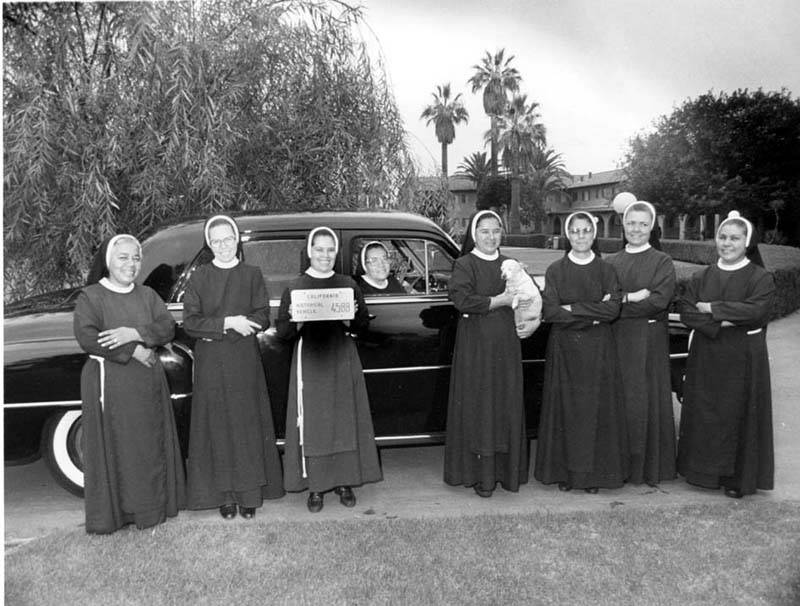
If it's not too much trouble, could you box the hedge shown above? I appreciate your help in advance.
[502,233,550,248]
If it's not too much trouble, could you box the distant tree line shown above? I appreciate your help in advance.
[624,89,800,245]
[3,0,420,300]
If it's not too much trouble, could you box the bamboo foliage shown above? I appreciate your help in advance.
[3,0,416,300]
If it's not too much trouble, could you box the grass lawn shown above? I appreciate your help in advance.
[6,501,800,605]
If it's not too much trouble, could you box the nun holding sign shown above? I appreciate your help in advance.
[276,226,382,513]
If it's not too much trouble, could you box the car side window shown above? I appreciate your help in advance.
[140,229,205,301]
[242,238,307,299]
[174,237,307,303]
[352,237,453,295]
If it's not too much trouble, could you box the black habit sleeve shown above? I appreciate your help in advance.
[73,291,137,364]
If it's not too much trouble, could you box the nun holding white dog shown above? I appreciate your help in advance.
[444,210,531,498]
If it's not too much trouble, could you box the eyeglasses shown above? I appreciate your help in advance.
[365,256,389,265]
[209,236,236,248]
[568,228,593,236]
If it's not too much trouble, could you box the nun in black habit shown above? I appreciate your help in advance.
[276,227,382,513]
[677,211,775,498]
[183,215,284,519]
[74,234,185,534]
[444,210,531,498]
[534,211,629,492]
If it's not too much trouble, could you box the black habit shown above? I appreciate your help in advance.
[276,273,382,493]
[607,247,677,485]
[74,284,186,534]
[677,261,775,495]
[444,253,528,492]
[183,262,284,509]
[534,254,629,489]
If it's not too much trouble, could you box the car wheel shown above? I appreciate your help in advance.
[42,410,85,497]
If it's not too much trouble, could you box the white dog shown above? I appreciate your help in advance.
[500,258,542,338]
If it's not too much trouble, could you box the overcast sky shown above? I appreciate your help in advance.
[356,0,800,176]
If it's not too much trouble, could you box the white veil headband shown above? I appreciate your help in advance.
[360,240,389,271]
[470,210,503,242]
[204,214,240,247]
[623,201,657,227]
[307,226,339,257]
[105,234,141,268]
[717,210,753,247]
[564,211,598,239]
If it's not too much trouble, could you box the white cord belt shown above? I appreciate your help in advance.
[89,355,106,412]
[688,326,762,351]
[296,337,307,478]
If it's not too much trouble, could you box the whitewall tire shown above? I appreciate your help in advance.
[42,410,85,497]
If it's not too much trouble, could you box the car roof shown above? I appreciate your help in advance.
[140,211,449,241]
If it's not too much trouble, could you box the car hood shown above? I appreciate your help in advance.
[4,309,78,346]
[5,288,81,317]
[4,288,81,346]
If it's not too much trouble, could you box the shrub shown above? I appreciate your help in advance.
[596,238,624,254]
[661,239,718,265]
[502,233,549,248]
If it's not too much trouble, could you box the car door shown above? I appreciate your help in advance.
[343,231,461,443]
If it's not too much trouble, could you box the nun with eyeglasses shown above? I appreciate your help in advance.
[74,234,185,534]
[676,211,775,499]
[356,241,406,295]
[183,214,284,520]
[534,211,629,494]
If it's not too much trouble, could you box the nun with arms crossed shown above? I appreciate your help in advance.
[74,234,185,534]
[607,201,676,486]
[677,211,775,499]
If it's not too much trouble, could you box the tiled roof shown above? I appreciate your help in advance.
[417,169,625,193]
[565,169,626,189]
[417,176,477,191]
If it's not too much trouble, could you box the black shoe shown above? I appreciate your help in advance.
[724,488,743,499]
[239,506,256,519]
[307,492,324,513]
[334,486,357,507]
[558,482,572,492]
[584,487,599,494]
[473,485,493,498]
[219,503,237,520]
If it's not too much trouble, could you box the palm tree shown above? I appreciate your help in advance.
[495,94,546,233]
[523,148,569,230]
[456,151,491,189]
[420,83,469,178]
[467,49,521,177]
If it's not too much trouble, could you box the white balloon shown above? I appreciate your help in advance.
[612,191,637,214]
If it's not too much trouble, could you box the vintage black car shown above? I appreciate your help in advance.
[4,211,690,496]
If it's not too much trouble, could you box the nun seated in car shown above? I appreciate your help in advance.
[355,241,409,296]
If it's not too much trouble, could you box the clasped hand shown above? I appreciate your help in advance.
[98,326,141,350]
[626,288,651,303]
[224,315,262,336]
[131,344,157,368]
[695,301,712,314]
